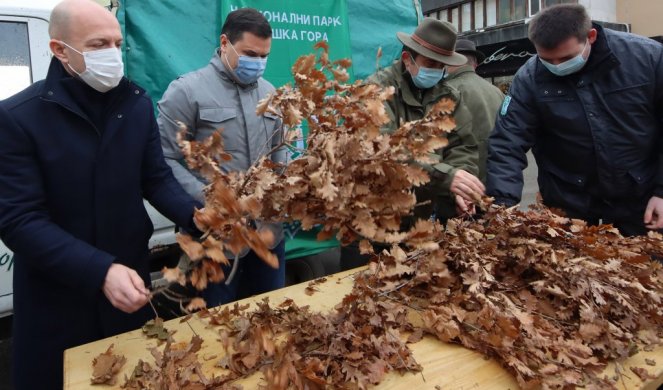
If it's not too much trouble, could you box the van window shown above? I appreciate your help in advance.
[0,21,32,99]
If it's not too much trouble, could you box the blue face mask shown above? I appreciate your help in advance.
[409,59,446,89]
[226,42,267,85]
[540,40,590,77]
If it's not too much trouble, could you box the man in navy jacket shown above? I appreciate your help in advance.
[0,1,200,388]
[487,4,663,236]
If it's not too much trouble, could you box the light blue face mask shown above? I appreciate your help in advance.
[540,40,590,77]
[409,58,446,89]
[226,42,268,85]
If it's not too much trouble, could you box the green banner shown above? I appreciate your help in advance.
[221,1,353,88]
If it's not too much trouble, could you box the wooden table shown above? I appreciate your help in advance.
[64,269,663,389]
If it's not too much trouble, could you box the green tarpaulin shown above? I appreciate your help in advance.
[117,0,421,259]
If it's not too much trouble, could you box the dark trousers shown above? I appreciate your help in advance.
[203,240,286,307]
[285,247,340,285]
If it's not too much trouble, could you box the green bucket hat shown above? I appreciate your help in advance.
[397,18,467,66]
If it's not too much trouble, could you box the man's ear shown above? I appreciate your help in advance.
[220,34,229,51]
[588,28,598,45]
[402,51,417,74]
[49,39,68,63]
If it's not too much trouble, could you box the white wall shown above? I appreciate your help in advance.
[618,0,663,37]
[580,0,617,22]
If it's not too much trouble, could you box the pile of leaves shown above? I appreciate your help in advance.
[116,205,663,389]
[211,297,420,388]
[120,335,244,390]
[170,41,458,291]
[115,296,420,389]
[364,205,663,389]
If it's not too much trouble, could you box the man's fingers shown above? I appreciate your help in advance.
[455,182,480,201]
[455,195,468,211]
[129,269,150,295]
[467,204,476,215]
[451,171,485,200]
[124,275,149,311]
[643,196,663,230]
[103,264,149,313]
[117,288,146,313]
[465,174,486,194]
[645,215,663,230]
[108,290,132,313]
[644,203,654,224]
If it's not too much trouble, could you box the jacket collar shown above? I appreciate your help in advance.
[210,49,259,91]
[38,57,146,150]
[38,57,141,116]
[446,64,475,80]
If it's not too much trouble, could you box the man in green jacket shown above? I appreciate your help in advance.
[367,19,484,221]
[441,39,505,220]
[446,39,505,182]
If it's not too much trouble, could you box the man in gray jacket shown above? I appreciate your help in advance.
[158,8,285,307]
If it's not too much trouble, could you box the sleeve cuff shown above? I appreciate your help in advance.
[652,186,663,199]
[492,197,518,207]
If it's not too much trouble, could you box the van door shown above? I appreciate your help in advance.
[0,13,51,317]
[0,15,51,98]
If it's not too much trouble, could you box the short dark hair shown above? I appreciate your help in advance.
[528,4,591,49]
[221,8,272,44]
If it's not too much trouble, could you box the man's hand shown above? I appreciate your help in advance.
[102,263,150,313]
[450,169,485,202]
[455,194,476,216]
[644,196,663,230]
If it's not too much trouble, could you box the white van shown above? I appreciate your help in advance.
[0,0,178,318]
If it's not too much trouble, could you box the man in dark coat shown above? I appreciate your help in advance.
[0,1,200,388]
[487,4,663,236]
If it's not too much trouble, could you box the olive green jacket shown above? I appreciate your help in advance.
[444,65,505,183]
[367,60,479,221]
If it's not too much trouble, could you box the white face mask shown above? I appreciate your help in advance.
[61,41,124,92]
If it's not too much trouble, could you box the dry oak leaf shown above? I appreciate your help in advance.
[359,239,375,255]
[161,266,186,286]
[403,165,430,187]
[203,236,229,266]
[185,297,207,313]
[176,233,205,261]
[630,366,656,381]
[305,277,328,296]
[142,317,171,341]
[431,97,456,115]
[91,344,126,385]
[407,328,424,344]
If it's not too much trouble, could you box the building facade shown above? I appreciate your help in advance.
[617,0,663,41]
[422,0,629,90]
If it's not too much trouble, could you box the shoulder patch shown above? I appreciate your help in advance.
[500,95,512,116]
